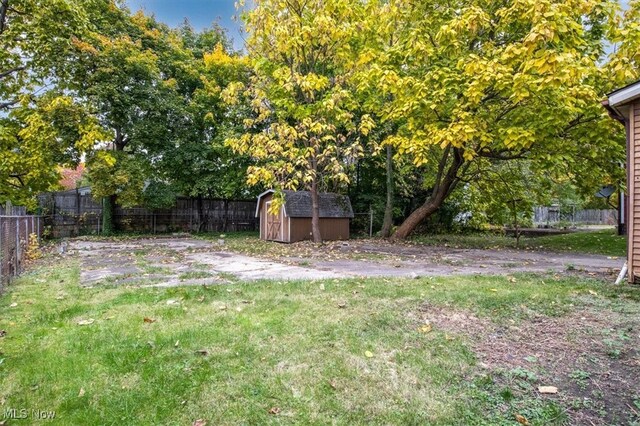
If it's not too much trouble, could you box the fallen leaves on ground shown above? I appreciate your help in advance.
[143,317,156,323]
[268,407,281,415]
[515,413,530,425]
[195,349,209,356]
[364,351,374,358]
[419,323,432,333]
[77,319,95,326]
[538,386,558,394]
[78,388,85,397]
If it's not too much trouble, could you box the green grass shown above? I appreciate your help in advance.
[412,228,627,257]
[177,271,214,281]
[1,256,639,424]
[198,231,285,257]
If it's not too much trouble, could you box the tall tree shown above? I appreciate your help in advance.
[162,27,255,230]
[0,0,100,207]
[227,0,373,242]
[359,0,626,239]
[67,4,187,232]
[151,22,255,229]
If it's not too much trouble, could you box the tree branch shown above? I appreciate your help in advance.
[0,0,8,36]
[433,144,451,193]
[0,65,26,80]
[9,173,25,187]
[0,98,19,110]
[478,150,528,160]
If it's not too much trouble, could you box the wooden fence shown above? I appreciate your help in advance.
[0,203,42,289]
[533,206,617,226]
[38,189,258,238]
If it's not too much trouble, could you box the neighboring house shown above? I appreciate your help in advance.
[604,80,640,283]
[255,190,354,243]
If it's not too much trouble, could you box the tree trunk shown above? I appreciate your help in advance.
[102,130,128,235]
[381,144,394,238]
[392,198,442,240]
[392,147,465,240]
[511,200,520,248]
[102,195,115,235]
[222,199,229,232]
[310,178,322,243]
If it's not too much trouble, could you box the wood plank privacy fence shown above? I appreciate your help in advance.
[0,203,42,289]
[533,206,617,226]
[38,189,258,238]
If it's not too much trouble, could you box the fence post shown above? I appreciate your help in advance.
[369,206,373,238]
[15,218,20,275]
[0,217,3,286]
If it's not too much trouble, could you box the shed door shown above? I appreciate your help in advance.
[265,201,283,241]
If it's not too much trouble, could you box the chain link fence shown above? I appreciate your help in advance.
[0,204,42,291]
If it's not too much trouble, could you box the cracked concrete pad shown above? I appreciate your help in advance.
[185,252,342,281]
[70,237,341,287]
[67,236,624,288]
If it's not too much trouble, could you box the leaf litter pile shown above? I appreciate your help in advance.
[416,301,640,425]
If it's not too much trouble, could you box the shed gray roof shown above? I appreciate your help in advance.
[256,190,354,219]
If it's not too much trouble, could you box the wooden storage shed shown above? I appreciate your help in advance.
[255,190,353,243]
[605,80,640,283]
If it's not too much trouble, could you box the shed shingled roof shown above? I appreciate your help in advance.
[256,190,354,218]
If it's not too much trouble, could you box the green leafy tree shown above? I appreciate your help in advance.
[227,0,373,242]
[0,95,107,207]
[357,0,626,239]
[160,27,256,230]
[0,0,89,110]
[0,0,100,207]
[67,4,187,232]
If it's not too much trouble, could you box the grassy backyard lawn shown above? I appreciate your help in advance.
[0,253,639,425]
[412,229,627,258]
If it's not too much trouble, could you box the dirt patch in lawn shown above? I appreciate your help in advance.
[416,302,640,425]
